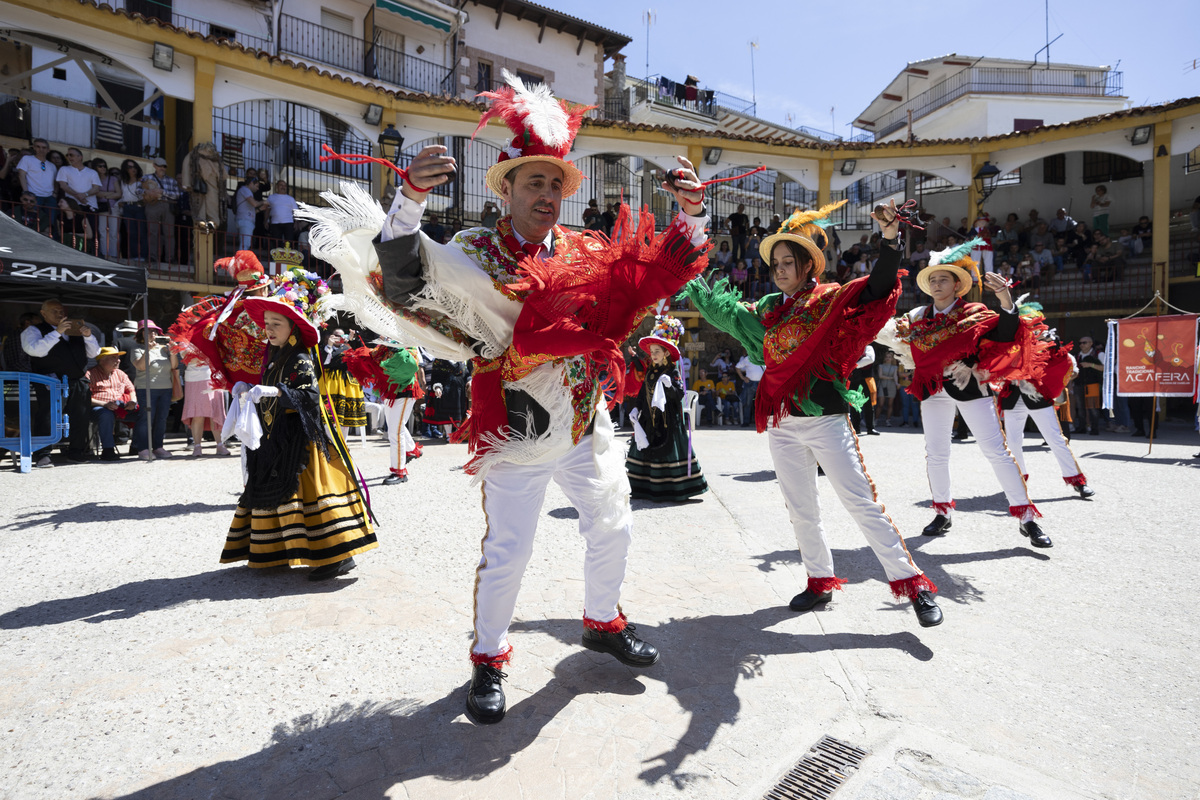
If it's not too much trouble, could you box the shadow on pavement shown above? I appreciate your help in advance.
[0,567,354,629]
[1081,451,1200,466]
[727,469,776,482]
[512,610,933,788]
[101,651,644,800]
[10,501,231,530]
[751,540,1049,607]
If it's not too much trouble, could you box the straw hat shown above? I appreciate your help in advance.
[915,238,984,298]
[97,346,125,358]
[475,70,594,199]
[638,315,685,363]
[243,267,332,348]
[759,200,848,273]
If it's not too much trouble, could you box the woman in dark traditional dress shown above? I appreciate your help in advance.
[625,315,707,502]
[220,269,377,580]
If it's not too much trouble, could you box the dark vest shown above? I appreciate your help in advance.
[29,322,89,381]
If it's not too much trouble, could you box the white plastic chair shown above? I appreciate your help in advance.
[682,390,699,435]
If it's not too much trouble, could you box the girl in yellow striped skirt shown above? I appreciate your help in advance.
[221,269,376,580]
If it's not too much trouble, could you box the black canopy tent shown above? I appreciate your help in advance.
[0,212,147,311]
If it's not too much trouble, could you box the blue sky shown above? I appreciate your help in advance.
[543,0,1199,136]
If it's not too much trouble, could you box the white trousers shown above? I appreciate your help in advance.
[383,398,416,471]
[767,414,922,583]
[364,401,385,432]
[1002,397,1083,481]
[473,434,632,659]
[921,391,1034,513]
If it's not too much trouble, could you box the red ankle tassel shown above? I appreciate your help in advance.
[889,574,938,600]
[932,500,956,515]
[470,645,513,667]
[1022,474,1029,482]
[583,612,628,633]
[1008,503,1042,520]
[807,576,848,595]
[1063,473,1088,487]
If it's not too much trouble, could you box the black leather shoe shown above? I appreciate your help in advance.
[383,471,407,485]
[308,557,356,581]
[581,622,660,667]
[100,448,120,462]
[911,590,943,627]
[789,589,832,612]
[922,514,952,536]
[1020,521,1053,548]
[465,663,506,724]
[1075,484,1095,499]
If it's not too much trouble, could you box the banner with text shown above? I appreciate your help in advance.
[1114,314,1199,397]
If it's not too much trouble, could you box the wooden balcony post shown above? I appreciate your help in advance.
[1151,120,1172,311]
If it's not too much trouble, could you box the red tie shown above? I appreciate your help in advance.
[522,242,547,260]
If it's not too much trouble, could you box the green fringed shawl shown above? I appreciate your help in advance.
[678,276,767,367]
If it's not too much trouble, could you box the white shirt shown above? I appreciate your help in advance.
[17,155,57,196]
[736,355,764,382]
[266,193,299,225]
[56,165,102,210]
[20,326,101,361]
[235,185,257,223]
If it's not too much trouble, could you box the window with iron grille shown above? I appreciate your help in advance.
[1043,153,1066,185]
[1082,151,1144,183]
[476,60,493,94]
[1184,146,1200,175]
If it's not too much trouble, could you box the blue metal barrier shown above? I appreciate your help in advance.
[0,372,69,473]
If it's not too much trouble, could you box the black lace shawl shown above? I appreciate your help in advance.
[238,346,329,510]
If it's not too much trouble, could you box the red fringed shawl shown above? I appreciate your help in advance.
[454,204,709,471]
[168,292,266,390]
[904,303,1054,401]
[755,276,902,431]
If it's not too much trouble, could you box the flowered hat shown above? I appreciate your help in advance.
[639,315,685,362]
[917,238,984,298]
[243,267,331,347]
[474,70,595,199]
[759,200,847,273]
[216,250,270,290]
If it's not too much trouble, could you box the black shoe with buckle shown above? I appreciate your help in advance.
[466,663,507,724]
[308,557,357,581]
[922,514,952,536]
[1075,484,1095,499]
[911,590,943,627]
[789,589,832,612]
[581,621,660,667]
[1020,521,1053,548]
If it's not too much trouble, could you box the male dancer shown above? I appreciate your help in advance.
[999,300,1095,499]
[308,72,710,723]
[885,240,1055,548]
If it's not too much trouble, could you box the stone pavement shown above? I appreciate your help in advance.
[1,420,1198,800]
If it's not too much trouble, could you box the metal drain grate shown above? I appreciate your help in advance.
[763,735,870,800]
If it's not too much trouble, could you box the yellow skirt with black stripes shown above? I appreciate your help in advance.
[221,442,377,568]
[319,371,367,427]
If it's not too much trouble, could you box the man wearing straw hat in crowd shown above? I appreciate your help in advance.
[86,346,141,462]
[880,239,1057,548]
[307,70,712,724]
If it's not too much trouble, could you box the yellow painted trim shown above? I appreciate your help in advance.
[818,160,832,207]
[1151,121,1172,308]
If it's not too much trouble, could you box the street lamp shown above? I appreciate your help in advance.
[377,124,405,186]
[973,161,1002,203]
